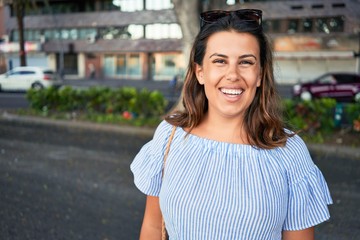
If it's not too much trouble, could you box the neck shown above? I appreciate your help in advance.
[194,113,248,144]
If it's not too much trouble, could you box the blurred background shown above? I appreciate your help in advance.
[0,0,359,83]
[0,1,359,240]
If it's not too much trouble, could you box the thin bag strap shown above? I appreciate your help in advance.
[162,125,177,177]
[161,125,176,240]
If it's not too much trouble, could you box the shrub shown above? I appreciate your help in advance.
[26,86,167,126]
[283,98,337,143]
[345,103,360,132]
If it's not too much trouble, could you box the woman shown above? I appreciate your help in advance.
[131,9,332,240]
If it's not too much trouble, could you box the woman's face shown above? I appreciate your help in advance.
[195,31,261,121]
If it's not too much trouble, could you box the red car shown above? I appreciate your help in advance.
[292,72,360,102]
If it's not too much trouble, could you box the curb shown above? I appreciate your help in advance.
[1,111,359,160]
[0,111,156,137]
[307,143,360,161]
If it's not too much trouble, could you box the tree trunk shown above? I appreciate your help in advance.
[170,0,228,112]
[172,0,201,73]
[14,0,27,66]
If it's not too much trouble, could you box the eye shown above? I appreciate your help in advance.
[212,58,227,64]
[239,59,255,66]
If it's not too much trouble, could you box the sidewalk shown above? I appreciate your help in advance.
[1,110,359,160]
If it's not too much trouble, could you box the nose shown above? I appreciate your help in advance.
[225,63,239,82]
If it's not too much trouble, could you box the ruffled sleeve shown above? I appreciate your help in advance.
[281,134,333,231]
[130,120,173,196]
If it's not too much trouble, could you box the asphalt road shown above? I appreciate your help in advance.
[0,116,359,240]
[0,118,152,240]
[0,79,294,110]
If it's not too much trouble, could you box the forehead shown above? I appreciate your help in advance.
[205,31,260,56]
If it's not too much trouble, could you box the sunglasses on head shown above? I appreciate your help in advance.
[200,9,262,29]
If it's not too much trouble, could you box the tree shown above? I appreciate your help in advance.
[171,0,201,69]
[12,0,28,66]
[170,0,228,110]
[171,0,228,71]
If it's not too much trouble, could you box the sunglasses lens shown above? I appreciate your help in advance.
[200,9,262,28]
[201,11,228,22]
[235,10,262,25]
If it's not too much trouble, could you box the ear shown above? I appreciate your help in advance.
[195,63,204,85]
[256,76,261,87]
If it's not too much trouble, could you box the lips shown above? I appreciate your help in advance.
[220,88,244,96]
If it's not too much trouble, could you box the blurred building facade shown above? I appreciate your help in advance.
[0,0,359,84]
[232,0,360,83]
[0,0,183,81]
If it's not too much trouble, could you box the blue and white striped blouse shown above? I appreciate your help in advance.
[131,120,332,240]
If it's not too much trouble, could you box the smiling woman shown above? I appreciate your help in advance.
[194,31,261,131]
[131,8,332,240]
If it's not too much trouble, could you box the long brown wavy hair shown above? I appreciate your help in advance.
[165,13,293,149]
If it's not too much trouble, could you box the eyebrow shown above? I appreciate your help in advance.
[209,53,257,60]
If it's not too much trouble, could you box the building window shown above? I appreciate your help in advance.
[100,0,121,11]
[128,54,141,76]
[104,53,142,78]
[153,53,183,80]
[302,18,313,33]
[11,30,41,42]
[287,19,299,34]
[146,0,173,10]
[263,19,281,33]
[316,18,330,33]
[328,17,344,32]
[128,25,144,39]
[312,4,324,9]
[116,55,127,75]
[112,0,173,11]
[112,0,143,11]
[78,28,97,40]
[146,24,182,39]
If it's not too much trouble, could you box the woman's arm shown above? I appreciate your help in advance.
[282,227,314,240]
[139,196,163,240]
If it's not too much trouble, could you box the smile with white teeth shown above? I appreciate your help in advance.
[220,88,243,95]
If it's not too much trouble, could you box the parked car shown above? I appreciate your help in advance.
[292,72,360,102]
[0,66,62,92]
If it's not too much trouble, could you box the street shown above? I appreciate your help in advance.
[0,118,152,240]
[0,116,359,239]
[0,79,294,110]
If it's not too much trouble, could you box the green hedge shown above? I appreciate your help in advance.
[25,87,360,137]
[283,98,360,143]
[26,86,168,126]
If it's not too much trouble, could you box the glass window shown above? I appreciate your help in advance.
[146,0,173,10]
[104,55,116,76]
[21,71,36,75]
[61,29,70,39]
[146,24,182,39]
[329,17,344,32]
[116,55,127,75]
[263,19,281,33]
[302,18,313,33]
[316,18,330,33]
[153,53,182,80]
[11,30,19,42]
[128,54,141,76]
[111,0,142,11]
[319,75,336,84]
[128,25,144,39]
[79,28,97,40]
[44,29,61,40]
[169,24,183,39]
[287,19,299,34]
[99,26,130,40]
[9,70,21,76]
[69,29,78,40]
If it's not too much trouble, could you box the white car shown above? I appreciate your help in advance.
[0,66,62,91]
